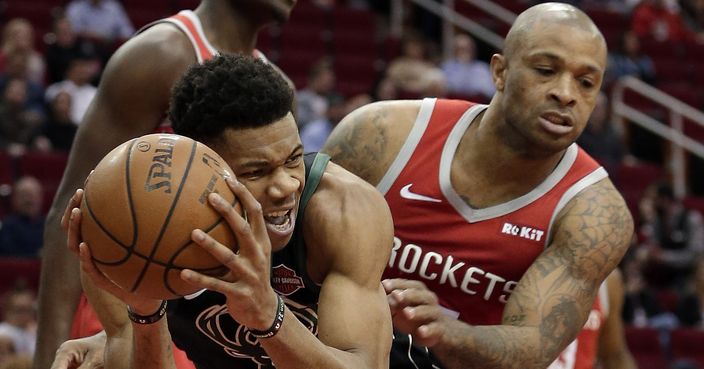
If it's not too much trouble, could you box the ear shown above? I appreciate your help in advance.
[490,53,507,92]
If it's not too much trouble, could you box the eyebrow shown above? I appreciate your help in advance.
[528,51,602,74]
[238,144,304,168]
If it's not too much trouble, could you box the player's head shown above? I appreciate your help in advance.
[227,0,296,24]
[170,54,302,250]
[490,2,607,156]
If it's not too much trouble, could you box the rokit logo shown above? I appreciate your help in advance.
[500,222,545,242]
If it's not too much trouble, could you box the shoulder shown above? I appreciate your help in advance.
[550,178,634,276]
[302,161,394,283]
[97,23,194,100]
[321,100,422,185]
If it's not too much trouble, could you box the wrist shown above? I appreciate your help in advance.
[248,294,285,339]
[127,300,167,325]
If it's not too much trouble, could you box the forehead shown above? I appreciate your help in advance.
[519,21,606,71]
[215,114,301,166]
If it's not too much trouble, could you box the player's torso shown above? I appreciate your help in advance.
[380,98,608,325]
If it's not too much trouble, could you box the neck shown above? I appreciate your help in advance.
[195,1,264,55]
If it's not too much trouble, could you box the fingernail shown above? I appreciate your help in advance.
[193,230,205,242]
[209,193,224,206]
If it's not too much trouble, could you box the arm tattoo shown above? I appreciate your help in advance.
[321,106,390,184]
[432,180,633,369]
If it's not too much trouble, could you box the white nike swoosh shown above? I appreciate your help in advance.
[400,184,442,203]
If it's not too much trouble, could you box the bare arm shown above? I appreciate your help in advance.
[33,25,194,369]
[597,269,637,369]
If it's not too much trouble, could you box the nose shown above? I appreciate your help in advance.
[549,74,577,107]
[266,167,300,200]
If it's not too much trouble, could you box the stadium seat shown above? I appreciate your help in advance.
[0,257,42,296]
[624,326,670,369]
[670,328,704,367]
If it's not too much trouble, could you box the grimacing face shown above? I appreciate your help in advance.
[495,21,607,156]
[213,113,305,251]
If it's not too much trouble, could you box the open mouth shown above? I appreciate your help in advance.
[539,113,573,135]
[264,208,295,236]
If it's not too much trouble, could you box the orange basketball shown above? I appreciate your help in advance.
[80,133,239,300]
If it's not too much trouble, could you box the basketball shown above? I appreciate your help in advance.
[80,133,239,300]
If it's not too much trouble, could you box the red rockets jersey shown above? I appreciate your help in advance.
[380,98,607,325]
[549,282,608,369]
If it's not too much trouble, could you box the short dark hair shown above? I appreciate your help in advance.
[169,54,293,143]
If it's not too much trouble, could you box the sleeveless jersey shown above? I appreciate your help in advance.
[549,282,609,369]
[379,98,607,368]
[139,10,268,132]
[167,153,329,369]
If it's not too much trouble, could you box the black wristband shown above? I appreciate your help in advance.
[127,301,168,325]
[249,294,285,339]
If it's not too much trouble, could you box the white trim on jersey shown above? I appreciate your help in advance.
[599,278,609,319]
[544,167,608,246]
[178,10,219,57]
[377,98,437,195]
[158,15,206,63]
[440,111,580,223]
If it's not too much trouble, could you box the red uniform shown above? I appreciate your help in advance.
[549,282,608,369]
[382,98,607,368]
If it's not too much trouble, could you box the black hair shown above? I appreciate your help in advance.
[169,54,293,143]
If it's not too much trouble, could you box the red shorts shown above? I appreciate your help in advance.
[71,293,196,369]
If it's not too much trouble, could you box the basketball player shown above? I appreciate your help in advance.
[62,54,394,369]
[549,269,636,369]
[321,3,634,368]
[35,2,296,369]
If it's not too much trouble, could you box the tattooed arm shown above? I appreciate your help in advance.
[321,100,420,186]
[391,179,632,369]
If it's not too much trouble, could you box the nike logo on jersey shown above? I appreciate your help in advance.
[400,184,442,203]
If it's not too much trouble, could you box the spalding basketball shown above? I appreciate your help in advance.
[80,133,239,300]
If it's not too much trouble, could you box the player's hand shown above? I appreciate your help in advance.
[62,189,84,255]
[50,332,106,369]
[383,278,452,348]
[181,177,279,331]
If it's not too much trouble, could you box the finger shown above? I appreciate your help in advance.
[180,268,235,296]
[226,178,269,244]
[400,305,445,324]
[382,278,428,292]
[67,208,82,255]
[191,229,241,274]
[61,189,83,229]
[78,243,119,294]
[208,190,256,252]
[388,285,439,307]
[413,322,445,348]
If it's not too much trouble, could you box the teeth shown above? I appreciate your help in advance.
[266,210,288,217]
[545,115,566,125]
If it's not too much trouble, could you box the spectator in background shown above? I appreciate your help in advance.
[66,0,134,43]
[631,0,698,42]
[440,33,495,101]
[680,0,704,36]
[301,93,372,152]
[0,355,32,369]
[606,30,656,86]
[0,50,46,118]
[621,256,675,327]
[33,92,78,152]
[296,58,342,129]
[640,182,704,288]
[370,76,398,101]
[0,335,15,368]
[44,55,98,125]
[0,289,37,356]
[0,177,44,258]
[0,19,45,86]
[577,92,626,182]
[675,256,704,327]
[44,15,100,84]
[385,33,446,97]
[0,79,44,155]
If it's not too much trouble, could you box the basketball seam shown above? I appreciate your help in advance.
[130,140,198,293]
[83,138,138,266]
